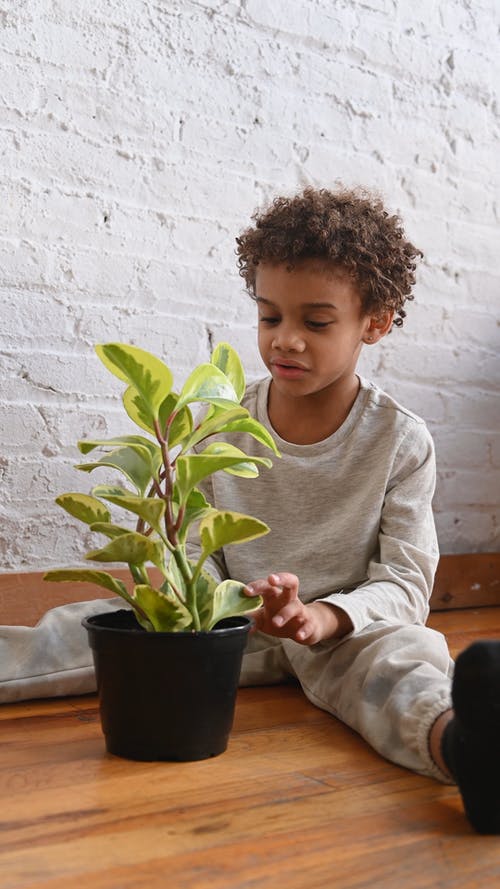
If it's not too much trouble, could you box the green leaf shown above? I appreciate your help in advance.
[55,493,111,526]
[206,579,263,630]
[92,485,166,535]
[122,387,193,446]
[202,441,272,478]
[189,565,218,629]
[176,363,240,412]
[162,548,189,602]
[222,462,260,478]
[173,488,214,543]
[43,568,131,602]
[210,342,246,401]
[86,532,166,572]
[168,402,194,449]
[89,522,132,539]
[76,446,154,496]
[175,443,271,503]
[122,385,158,435]
[175,454,249,504]
[199,510,269,561]
[43,568,156,627]
[133,584,192,632]
[221,417,281,456]
[96,343,173,420]
[178,406,248,453]
[77,435,158,458]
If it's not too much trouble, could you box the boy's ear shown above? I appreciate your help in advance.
[363,310,394,344]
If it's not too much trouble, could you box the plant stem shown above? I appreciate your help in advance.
[173,547,200,631]
[152,412,200,626]
[163,575,186,604]
[136,517,145,535]
[153,417,178,546]
[129,563,149,586]
[174,504,185,534]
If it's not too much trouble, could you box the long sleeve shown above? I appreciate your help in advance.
[317,425,439,632]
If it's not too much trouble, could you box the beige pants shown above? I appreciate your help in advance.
[240,620,454,783]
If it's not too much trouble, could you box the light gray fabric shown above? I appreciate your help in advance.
[0,597,124,702]
[241,623,453,782]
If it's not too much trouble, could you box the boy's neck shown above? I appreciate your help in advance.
[267,376,361,445]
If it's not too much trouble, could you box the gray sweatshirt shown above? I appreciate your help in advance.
[192,375,439,632]
[0,376,439,703]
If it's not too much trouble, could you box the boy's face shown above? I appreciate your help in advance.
[255,260,386,401]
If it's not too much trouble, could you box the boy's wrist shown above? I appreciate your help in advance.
[309,601,354,642]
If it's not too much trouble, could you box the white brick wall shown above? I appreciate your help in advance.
[1,0,499,569]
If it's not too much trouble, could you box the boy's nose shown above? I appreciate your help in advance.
[271,327,306,352]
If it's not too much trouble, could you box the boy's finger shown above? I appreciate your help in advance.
[295,625,314,643]
[244,580,268,597]
[268,573,282,587]
[272,602,305,627]
[245,581,284,602]
[268,572,299,592]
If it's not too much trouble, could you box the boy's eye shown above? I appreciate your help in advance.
[306,320,331,330]
[258,316,331,330]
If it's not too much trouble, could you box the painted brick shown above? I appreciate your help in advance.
[1,0,498,570]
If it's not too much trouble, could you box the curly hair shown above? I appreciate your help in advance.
[236,186,422,328]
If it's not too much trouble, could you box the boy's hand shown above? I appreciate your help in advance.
[244,572,353,645]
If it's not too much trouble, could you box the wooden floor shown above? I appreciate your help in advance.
[2,606,500,889]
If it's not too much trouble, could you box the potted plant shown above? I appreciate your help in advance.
[44,341,279,761]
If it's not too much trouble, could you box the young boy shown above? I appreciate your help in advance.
[1,186,498,834]
[190,186,500,835]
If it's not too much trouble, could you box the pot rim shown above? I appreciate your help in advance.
[82,609,252,638]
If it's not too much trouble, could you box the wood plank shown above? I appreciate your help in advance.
[427,605,500,658]
[1,609,500,888]
[0,568,161,627]
[1,554,499,625]
[431,552,500,611]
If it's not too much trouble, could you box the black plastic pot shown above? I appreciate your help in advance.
[82,609,251,762]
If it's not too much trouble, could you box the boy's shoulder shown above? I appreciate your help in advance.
[358,377,435,466]
[358,376,427,428]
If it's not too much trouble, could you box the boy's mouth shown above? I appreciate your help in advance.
[270,359,309,379]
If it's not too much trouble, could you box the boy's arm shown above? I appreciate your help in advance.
[0,597,124,704]
[316,424,439,633]
[245,424,438,644]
